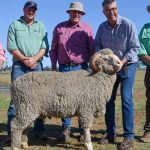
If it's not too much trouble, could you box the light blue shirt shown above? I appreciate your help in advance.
[95,16,140,63]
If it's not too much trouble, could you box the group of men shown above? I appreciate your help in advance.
[0,0,150,150]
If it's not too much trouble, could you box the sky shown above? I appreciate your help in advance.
[1,0,150,67]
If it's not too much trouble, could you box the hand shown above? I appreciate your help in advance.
[23,57,38,69]
[121,58,128,66]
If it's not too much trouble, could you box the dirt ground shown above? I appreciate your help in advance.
[0,117,106,150]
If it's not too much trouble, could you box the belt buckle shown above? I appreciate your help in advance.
[70,61,74,67]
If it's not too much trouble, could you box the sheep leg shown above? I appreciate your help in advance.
[21,128,28,149]
[11,117,33,150]
[11,118,24,150]
[83,128,93,150]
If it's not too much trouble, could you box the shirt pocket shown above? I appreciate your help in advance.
[59,31,67,44]
[141,32,150,45]
[15,28,26,38]
[33,28,42,38]
[70,31,87,48]
[116,33,127,50]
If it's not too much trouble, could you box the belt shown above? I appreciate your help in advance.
[60,62,81,67]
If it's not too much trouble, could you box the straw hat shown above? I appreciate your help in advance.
[66,2,85,15]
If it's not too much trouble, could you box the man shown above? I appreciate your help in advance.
[0,42,6,69]
[95,0,140,149]
[7,1,49,141]
[138,4,150,143]
[50,1,94,141]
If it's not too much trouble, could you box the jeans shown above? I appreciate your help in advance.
[7,61,44,135]
[144,67,150,131]
[105,63,137,140]
[59,63,88,132]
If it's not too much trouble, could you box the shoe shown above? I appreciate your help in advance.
[98,135,116,144]
[118,138,133,150]
[140,131,150,143]
[57,128,71,142]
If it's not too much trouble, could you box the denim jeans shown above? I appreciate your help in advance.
[105,63,137,140]
[7,61,44,135]
[59,63,88,131]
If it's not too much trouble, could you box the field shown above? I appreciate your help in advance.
[0,69,150,150]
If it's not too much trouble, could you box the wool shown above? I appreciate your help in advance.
[11,49,122,150]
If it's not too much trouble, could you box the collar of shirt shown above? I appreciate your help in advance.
[65,20,84,28]
[18,16,37,24]
[105,15,122,28]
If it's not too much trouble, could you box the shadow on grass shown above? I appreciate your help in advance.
[0,123,106,149]
[0,123,7,133]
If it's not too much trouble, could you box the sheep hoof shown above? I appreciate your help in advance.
[21,141,28,149]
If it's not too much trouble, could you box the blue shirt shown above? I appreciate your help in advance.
[95,15,140,63]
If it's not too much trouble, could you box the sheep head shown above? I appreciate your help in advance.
[90,48,123,75]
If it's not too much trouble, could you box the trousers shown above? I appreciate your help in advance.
[7,61,44,135]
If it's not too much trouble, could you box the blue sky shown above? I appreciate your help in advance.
[1,0,150,67]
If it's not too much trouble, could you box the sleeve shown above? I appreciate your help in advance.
[7,23,19,53]
[123,23,140,62]
[95,25,103,52]
[0,42,6,61]
[86,25,95,59]
[40,24,49,57]
[49,26,58,69]
[138,25,148,55]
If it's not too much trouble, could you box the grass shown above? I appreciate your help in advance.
[0,69,150,150]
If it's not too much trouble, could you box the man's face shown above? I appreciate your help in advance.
[24,7,36,20]
[68,10,83,24]
[103,1,118,27]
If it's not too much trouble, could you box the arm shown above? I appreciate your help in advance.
[49,27,58,71]
[27,24,49,69]
[95,25,103,52]
[7,23,30,66]
[0,43,6,69]
[138,24,150,65]
[122,23,140,65]
[86,25,95,59]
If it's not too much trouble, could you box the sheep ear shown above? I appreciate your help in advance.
[90,52,102,72]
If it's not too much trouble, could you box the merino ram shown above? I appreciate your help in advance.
[11,48,123,150]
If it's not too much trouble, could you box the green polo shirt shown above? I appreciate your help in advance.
[7,16,49,60]
[138,23,150,66]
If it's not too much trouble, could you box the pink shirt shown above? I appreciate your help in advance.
[50,21,94,69]
[0,42,6,61]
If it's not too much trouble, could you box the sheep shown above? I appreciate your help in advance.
[10,48,123,150]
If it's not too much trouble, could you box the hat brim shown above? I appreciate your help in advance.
[66,9,85,15]
[147,5,150,13]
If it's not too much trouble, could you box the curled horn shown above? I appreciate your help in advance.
[90,52,102,72]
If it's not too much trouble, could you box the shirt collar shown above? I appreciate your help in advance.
[19,16,37,24]
[65,20,83,28]
[105,15,122,28]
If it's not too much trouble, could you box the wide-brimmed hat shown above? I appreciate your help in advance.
[66,2,85,15]
[147,5,150,13]
[24,1,37,10]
